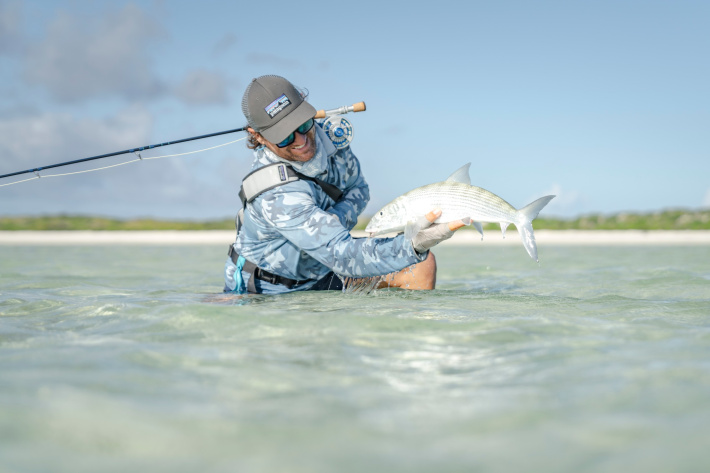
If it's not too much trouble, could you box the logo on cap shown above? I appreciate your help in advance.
[265,94,291,119]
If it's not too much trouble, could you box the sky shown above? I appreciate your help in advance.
[0,0,708,220]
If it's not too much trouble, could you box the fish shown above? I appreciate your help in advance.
[365,163,555,262]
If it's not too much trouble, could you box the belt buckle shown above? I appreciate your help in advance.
[265,274,278,285]
[256,268,278,285]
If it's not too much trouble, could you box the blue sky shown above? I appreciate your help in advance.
[1,0,708,220]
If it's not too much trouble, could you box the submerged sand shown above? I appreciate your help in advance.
[1,230,710,245]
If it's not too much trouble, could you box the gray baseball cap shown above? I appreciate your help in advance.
[241,75,317,144]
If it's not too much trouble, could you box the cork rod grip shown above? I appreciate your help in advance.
[314,101,367,119]
[352,101,366,112]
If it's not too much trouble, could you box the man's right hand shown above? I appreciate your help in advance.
[411,209,470,253]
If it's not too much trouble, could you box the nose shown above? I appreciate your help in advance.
[292,130,307,146]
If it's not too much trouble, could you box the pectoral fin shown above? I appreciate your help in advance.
[473,221,484,240]
[500,222,509,239]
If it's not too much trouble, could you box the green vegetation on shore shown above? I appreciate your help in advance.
[0,215,235,231]
[1,209,709,231]
[526,209,710,230]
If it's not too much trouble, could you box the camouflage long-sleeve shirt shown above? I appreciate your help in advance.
[224,124,425,294]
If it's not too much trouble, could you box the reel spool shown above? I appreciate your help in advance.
[322,116,354,149]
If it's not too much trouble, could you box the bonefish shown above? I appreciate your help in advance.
[365,163,555,262]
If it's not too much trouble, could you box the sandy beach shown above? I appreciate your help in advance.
[1,230,710,245]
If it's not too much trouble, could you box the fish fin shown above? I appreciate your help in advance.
[473,221,484,240]
[500,222,509,239]
[515,195,555,262]
[519,195,556,221]
[444,163,471,186]
[515,221,539,262]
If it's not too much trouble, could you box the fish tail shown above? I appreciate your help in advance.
[515,195,555,262]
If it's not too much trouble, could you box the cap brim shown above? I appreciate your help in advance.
[259,100,317,144]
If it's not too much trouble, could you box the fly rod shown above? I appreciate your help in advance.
[0,101,367,181]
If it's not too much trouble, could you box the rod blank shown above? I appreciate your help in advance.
[0,126,248,180]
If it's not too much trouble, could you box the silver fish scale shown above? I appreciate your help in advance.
[403,182,518,224]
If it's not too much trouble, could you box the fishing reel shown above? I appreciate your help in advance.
[322,115,354,149]
[315,101,365,150]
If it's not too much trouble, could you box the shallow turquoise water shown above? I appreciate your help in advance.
[1,244,709,472]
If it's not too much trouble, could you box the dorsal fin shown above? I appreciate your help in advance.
[444,163,471,185]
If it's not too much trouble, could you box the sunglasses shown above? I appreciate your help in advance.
[276,118,315,148]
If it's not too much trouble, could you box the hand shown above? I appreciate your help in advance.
[410,209,470,253]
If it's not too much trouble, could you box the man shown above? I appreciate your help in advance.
[224,75,465,295]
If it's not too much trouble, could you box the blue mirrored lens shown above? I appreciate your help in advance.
[296,118,315,134]
[276,119,315,148]
[276,133,295,148]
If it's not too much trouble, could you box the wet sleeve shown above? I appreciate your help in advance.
[327,149,370,231]
[260,183,425,278]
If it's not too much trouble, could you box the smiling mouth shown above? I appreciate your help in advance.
[292,136,308,150]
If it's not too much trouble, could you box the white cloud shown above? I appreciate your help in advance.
[22,4,167,102]
[0,107,253,219]
[174,70,230,106]
[0,106,151,211]
[0,106,152,170]
[703,188,710,208]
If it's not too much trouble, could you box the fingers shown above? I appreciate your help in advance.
[448,219,468,231]
[425,209,442,223]
[424,209,474,231]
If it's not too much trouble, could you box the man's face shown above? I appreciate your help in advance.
[252,123,317,162]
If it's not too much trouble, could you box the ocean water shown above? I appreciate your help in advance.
[1,243,709,473]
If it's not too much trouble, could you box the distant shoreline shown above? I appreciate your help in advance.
[2,209,710,232]
[1,230,710,245]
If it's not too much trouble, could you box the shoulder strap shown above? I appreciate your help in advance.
[238,162,342,206]
[291,169,343,203]
[239,163,299,206]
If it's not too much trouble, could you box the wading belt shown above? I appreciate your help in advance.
[228,245,312,292]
